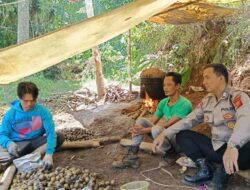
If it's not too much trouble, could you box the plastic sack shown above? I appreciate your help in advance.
[13,152,43,172]
[82,187,90,190]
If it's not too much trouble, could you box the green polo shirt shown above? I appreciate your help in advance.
[154,96,192,121]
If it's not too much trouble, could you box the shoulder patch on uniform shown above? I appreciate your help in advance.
[233,95,243,110]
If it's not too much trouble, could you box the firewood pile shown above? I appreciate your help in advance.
[57,127,95,142]
[43,85,138,113]
[121,101,146,120]
[104,85,138,103]
[10,167,116,190]
[43,88,98,112]
[0,105,9,123]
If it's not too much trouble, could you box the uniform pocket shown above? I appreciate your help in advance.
[203,111,213,124]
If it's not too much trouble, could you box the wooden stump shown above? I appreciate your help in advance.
[238,170,250,181]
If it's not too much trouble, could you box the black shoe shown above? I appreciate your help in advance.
[184,158,213,186]
[210,165,230,190]
[162,147,179,166]
[112,145,140,169]
[128,145,140,155]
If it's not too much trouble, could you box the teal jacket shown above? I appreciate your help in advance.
[0,100,56,154]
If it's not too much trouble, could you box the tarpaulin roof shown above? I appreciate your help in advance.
[149,0,239,24]
[0,0,240,84]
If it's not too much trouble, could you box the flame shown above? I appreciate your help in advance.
[143,92,159,113]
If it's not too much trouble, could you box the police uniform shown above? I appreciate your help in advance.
[162,86,250,169]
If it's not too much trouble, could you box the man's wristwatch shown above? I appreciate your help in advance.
[227,142,240,150]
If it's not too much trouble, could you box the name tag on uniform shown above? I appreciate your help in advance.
[223,113,233,120]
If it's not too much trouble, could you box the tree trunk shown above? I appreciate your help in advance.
[93,46,106,97]
[186,21,227,87]
[127,29,132,93]
[85,0,105,98]
[17,0,29,43]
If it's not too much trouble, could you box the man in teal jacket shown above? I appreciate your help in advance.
[0,82,64,171]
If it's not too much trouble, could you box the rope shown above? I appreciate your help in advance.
[140,166,198,189]
[0,0,27,7]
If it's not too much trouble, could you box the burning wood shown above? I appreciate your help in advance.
[121,92,159,120]
[142,92,159,113]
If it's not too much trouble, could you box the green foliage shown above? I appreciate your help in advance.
[94,0,132,15]
[0,1,17,48]
[220,4,250,67]
[0,75,80,104]
[180,65,192,86]
[30,0,87,37]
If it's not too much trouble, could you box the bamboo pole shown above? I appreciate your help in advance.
[127,29,132,93]
[120,138,163,154]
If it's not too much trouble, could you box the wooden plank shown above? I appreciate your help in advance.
[59,136,121,149]
[60,141,100,149]
[0,0,177,84]
[238,170,250,181]
[0,165,16,190]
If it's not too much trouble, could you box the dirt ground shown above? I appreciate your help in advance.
[53,142,250,190]
[51,91,250,190]
[1,89,250,189]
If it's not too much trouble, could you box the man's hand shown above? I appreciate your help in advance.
[223,148,239,175]
[42,154,53,171]
[7,142,20,158]
[152,132,165,153]
[130,124,150,136]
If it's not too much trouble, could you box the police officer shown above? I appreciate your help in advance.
[153,64,250,189]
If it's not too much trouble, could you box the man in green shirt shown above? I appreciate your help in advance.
[112,72,192,169]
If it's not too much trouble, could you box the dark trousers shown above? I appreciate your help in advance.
[176,130,250,170]
[0,132,65,165]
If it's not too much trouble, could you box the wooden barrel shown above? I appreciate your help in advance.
[140,78,166,100]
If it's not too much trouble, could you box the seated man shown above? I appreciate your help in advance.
[153,64,250,189]
[113,72,192,169]
[0,82,65,171]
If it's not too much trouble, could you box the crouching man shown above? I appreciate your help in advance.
[113,72,192,169]
[153,64,250,189]
[0,82,65,171]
